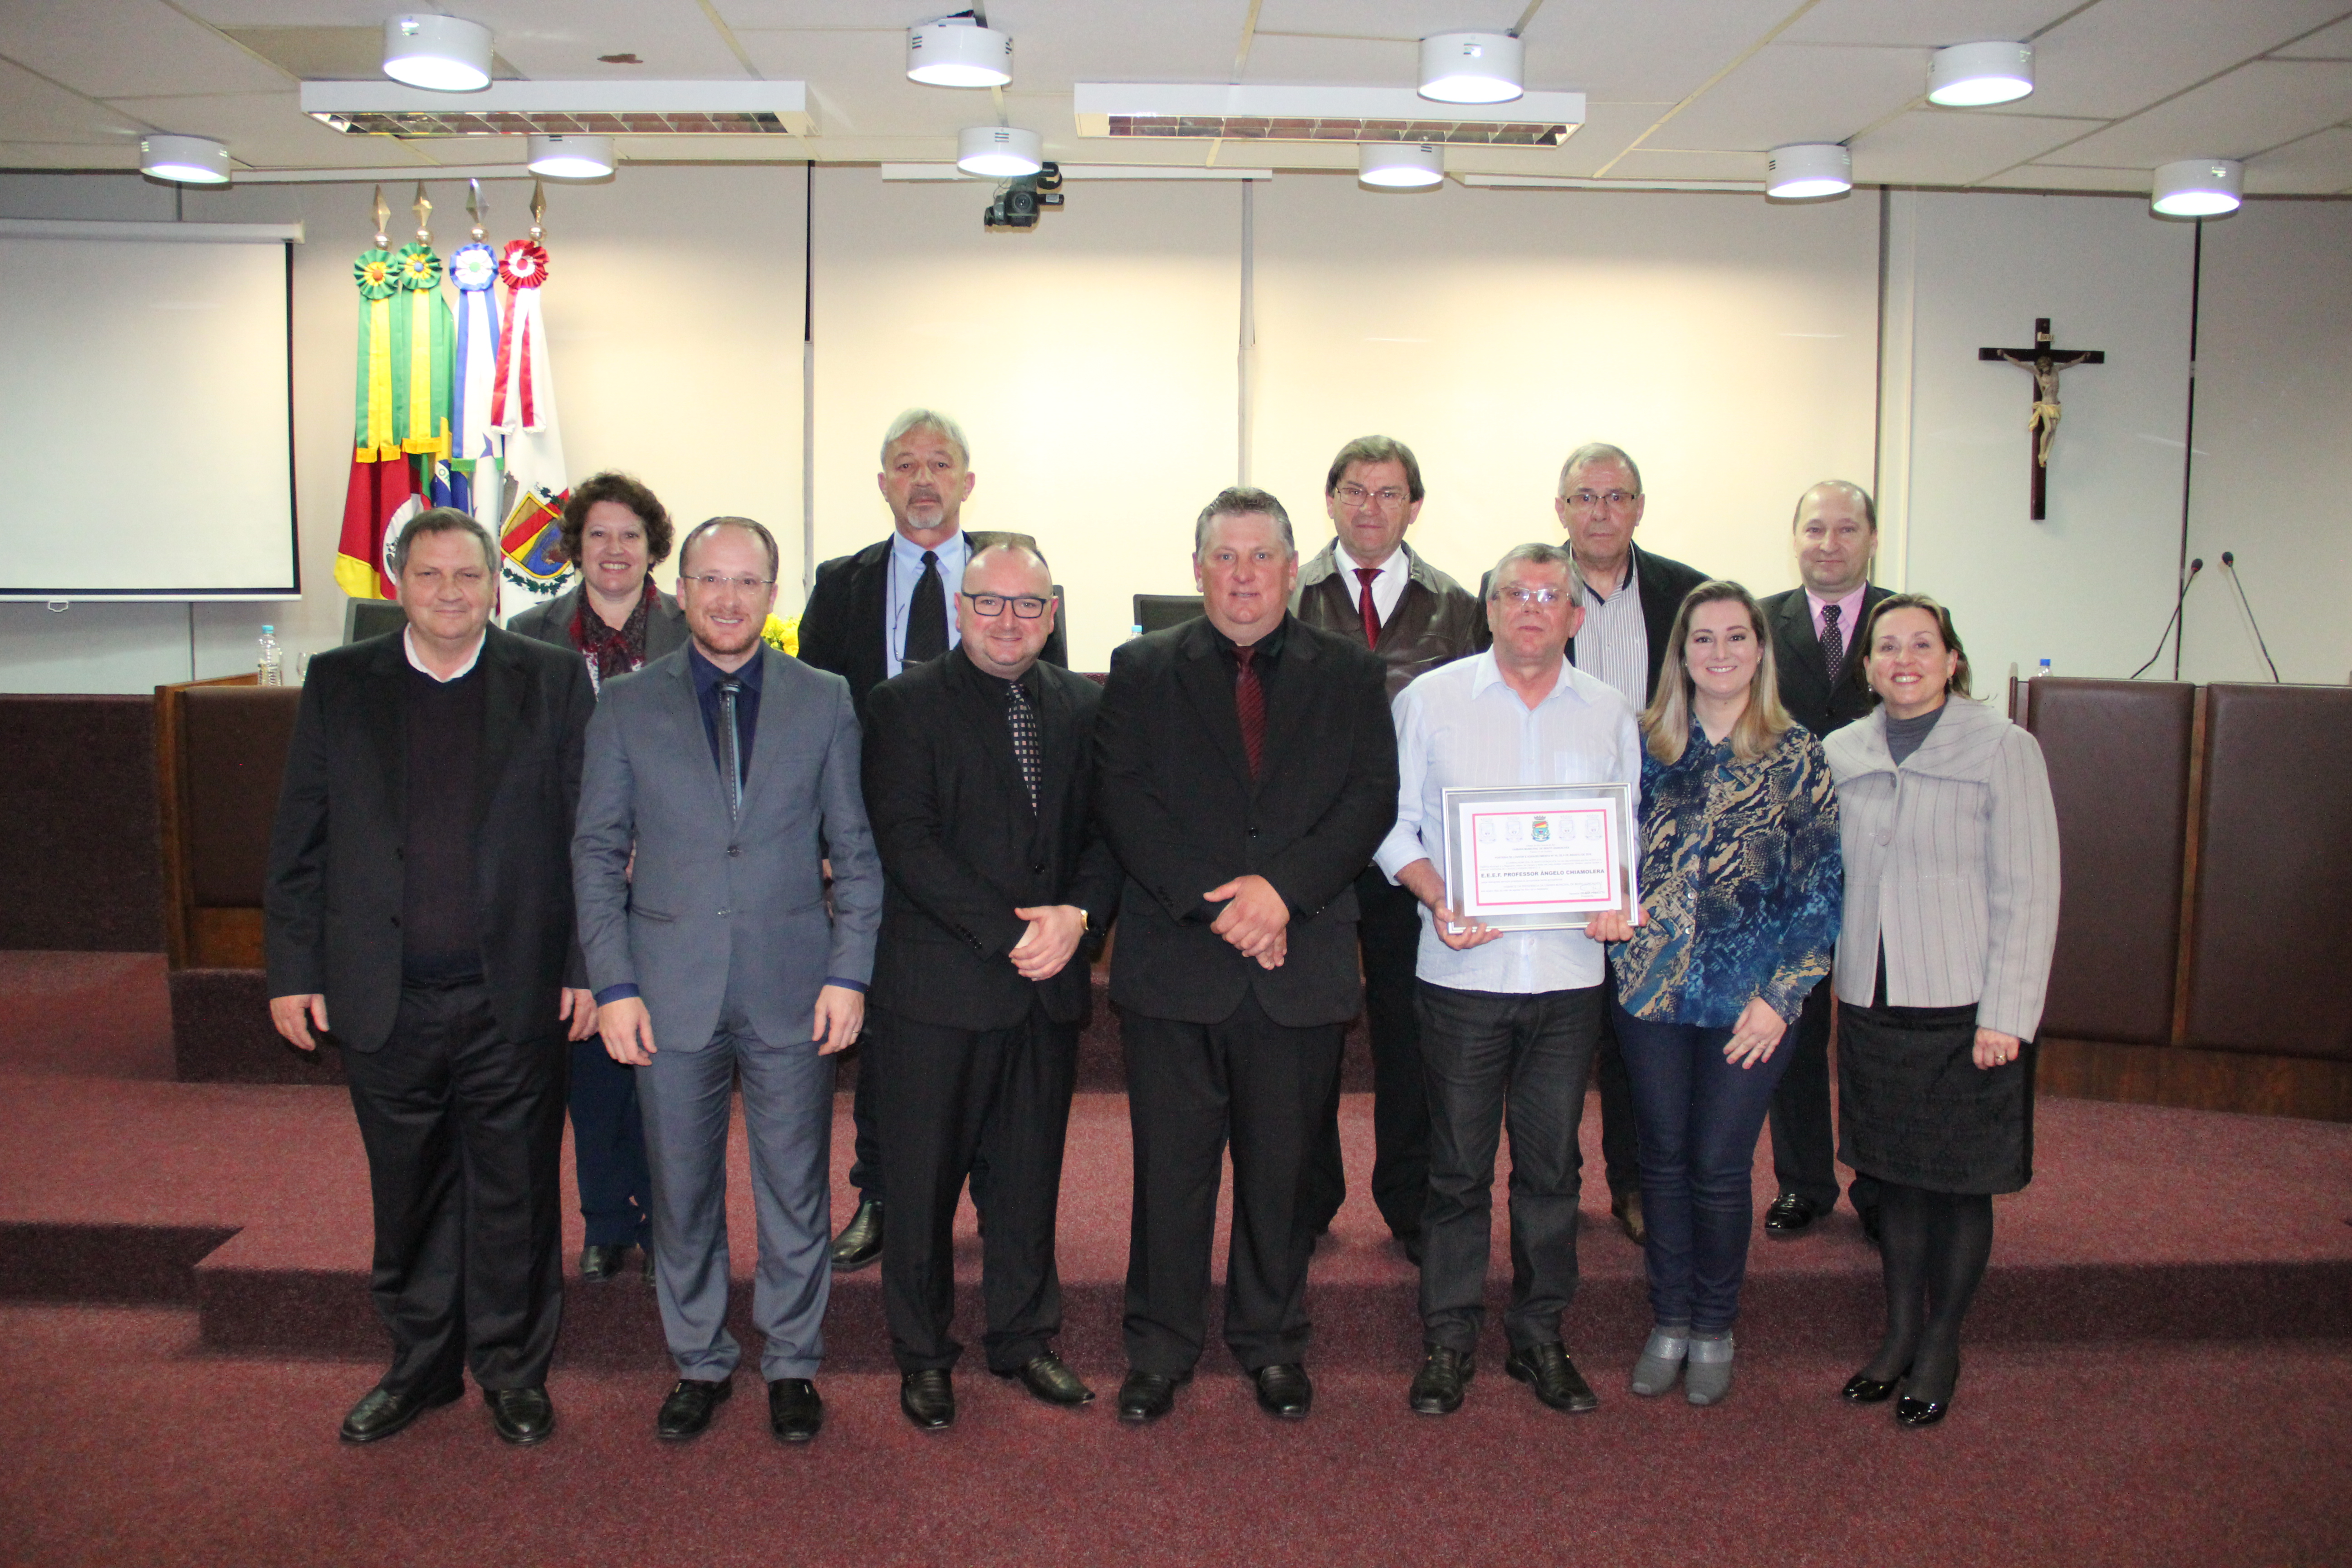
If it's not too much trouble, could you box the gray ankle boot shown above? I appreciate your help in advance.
[1684,1330,1734,1406]
[1629,1325,1689,1397]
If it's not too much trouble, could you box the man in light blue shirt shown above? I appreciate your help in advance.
[1373,541,1642,1420]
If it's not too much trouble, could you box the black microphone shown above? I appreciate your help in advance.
[2220,551,2283,682]
[2129,557,2203,679]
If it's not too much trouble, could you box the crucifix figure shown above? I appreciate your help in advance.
[1979,318,2105,520]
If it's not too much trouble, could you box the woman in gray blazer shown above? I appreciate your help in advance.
[1823,594,2058,1428]
[507,471,687,1284]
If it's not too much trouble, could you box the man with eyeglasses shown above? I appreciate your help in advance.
[858,540,1122,1430]
[1552,442,1708,1245]
[574,516,883,1446]
[799,408,1070,1275]
[1289,436,1486,1262]
[1377,542,1642,1418]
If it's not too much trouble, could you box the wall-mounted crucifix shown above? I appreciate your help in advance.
[1979,318,2105,520]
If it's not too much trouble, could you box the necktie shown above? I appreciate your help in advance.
[1006,680,1041,812]
[715,677,744,820]
[1819,603,1845,686]
[1355,566,1383,649]
[905,549,948,666]
[1233,643,1265,779]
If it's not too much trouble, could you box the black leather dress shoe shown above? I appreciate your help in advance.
[484,1386,554,1446]
[580,1243,631,1281]
[1505,1342,1600,1414]
[829,1199,884,1271]
[1252,1363,1313,1420]
[769,1377,824,1443]
[1841,1364,1909,1404]
[1115,1369,1187,1424]
[1612,1191,1646,1243]
[1000,1353,1094,1406]
[1764,1192,1825,1239]
[900,1369,956,1430]
[1407,1346,1473,1416]
[655,1376,732,1441]
[339,1381,462,1445]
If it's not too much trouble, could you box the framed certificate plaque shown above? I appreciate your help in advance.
[1440,783,1637,932]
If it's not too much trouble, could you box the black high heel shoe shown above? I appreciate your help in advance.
[1895,1359,1959,1427]
[1842,1363,1910,1404]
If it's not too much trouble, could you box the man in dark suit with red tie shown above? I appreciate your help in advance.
[1759,480,1892,1242]
[1095,486,1398,1425]
[858,539,1122,1430]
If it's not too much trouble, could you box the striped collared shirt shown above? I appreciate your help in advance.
[1573,555,1648,706]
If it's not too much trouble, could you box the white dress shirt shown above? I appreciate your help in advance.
[403,626,485,683]
[1375,650,1643,994]
[1335,542,1413,628]
[885,528,969,678]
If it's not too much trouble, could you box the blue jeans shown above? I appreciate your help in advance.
[1613,1005,1796,1333]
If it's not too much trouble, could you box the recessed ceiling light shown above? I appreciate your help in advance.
[1765,143,1852,201]
[2151,158,2243,219]
[383,14,493,93]
[1927,41,2034,107]
[141,133,231,185]
[1419,32,1523,105]
[527,132,613,179]
[1360,142,1444,189]
[958,126,1042,178]
[909,18,1013,88]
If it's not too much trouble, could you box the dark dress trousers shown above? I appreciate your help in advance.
[264,627,595,1396]
[508,583,688,1250]
[1291,542,1486,1242]
[860,648,1122,1374]
[1095,614,1398,1375]
[797,530,1071,1211]
[1762,583,1892,1215]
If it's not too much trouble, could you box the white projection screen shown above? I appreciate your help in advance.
[0,220,298,600]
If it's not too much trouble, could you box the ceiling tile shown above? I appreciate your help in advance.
[0,0,289,98]
[0,56,147,145]
[0,142,144,168]
[1240,33,1418,87]
[2051,59,2352,166]
[1781,0,2081,49]
[1253,0,1519,37]
[1850,108,2097,185]
[739,28,974,138]
[2244,124,2352,191]
[1534,99,1677,176]
[1519,0,1805,105]
[1975,164,2152,191]
[2023,0,2352,119]
[103,89,415,167]
[1605,147,1770,181]
[991,0,1244,85]
[2271,15,2352,57]
[480,0,752,79]
[1644,42,1929,152]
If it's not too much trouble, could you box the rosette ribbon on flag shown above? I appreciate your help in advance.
[336,190,424,599]
[490,207,573,605]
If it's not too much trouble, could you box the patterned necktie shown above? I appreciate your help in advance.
[715,678,744,820]
[1355,566,1383,649]
[1819,602,1845,686]
[905,549,948,666]
[1233,643,1265,779]
[1005,679,1041,812]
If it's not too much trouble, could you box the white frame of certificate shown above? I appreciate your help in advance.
[1440,782,1638,931]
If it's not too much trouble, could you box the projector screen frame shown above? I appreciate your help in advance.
[0,219,305,603]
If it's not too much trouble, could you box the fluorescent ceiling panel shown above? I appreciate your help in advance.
[1073,83,1583,146]
[300,79,814,137]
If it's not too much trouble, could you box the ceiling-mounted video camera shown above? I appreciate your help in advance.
[984,162,1063,231]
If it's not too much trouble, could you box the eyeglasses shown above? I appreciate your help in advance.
[1334,483,1409,508]
[686,573,774,594]
[1500,586,1570,606]
[1562,489,1640,511]
[960,591,1052,619]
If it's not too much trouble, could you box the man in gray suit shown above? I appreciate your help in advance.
[574,515,883,1446]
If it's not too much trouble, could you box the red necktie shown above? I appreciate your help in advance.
[1355,567,1382,649]
[1233,644,1265,779]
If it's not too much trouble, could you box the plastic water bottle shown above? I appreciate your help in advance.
[2034,657,2053,680]
[257,625,284,686]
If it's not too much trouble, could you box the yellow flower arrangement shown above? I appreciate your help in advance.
[762,614,800,656]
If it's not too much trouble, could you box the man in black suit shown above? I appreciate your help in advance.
[1759,480,1891,1242]
[861,540,1122,1431]
[1096,486,1398,1425]
[798,408,1068,1272]
[265,508,598,1448]
[1554,442,1708,1245]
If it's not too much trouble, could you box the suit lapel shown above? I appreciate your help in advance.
[943,652,1027,808]
[361,634,409,823]
[734,646,789,821]
[852,542,891,690]
[1175,620,1253,785]
[472,630,526,832]
[663,655,733,823]
[1779,588,1831,690]
[1255,620,1317,784]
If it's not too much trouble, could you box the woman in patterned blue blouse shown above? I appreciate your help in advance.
[1588,581,1842,1406]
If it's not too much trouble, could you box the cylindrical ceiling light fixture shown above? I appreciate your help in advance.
[1765,142,1852,200]
[527,133,614,179]
[908,20,1013,87]
[382,14,494,92]
[1360,142,1444,189]
[2151,158,2243,218]
[1927,41,2034,107]
[1418,32,1524,104]
[957,125,1042,178]
[140,133,231,185]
